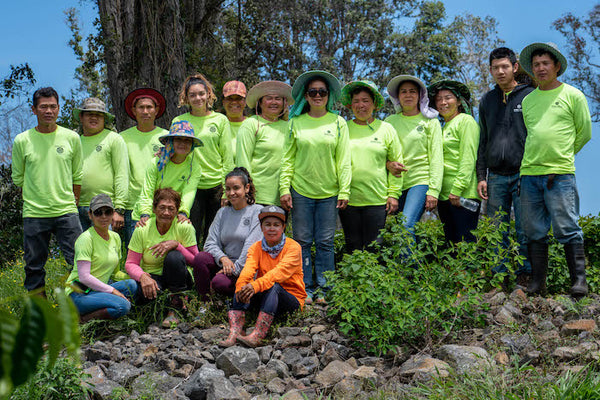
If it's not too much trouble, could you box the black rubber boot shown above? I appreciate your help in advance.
[564,243,588,298]
[526,241,548,296]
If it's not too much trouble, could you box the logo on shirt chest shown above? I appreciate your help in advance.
[416,125,424,132]
[323,129,334,137]
[153,144,160,153]
[551,101,563,109]
[370,136,382,144]
[243,217,250,226]
[56,146,65,154]
[513,104,523,113]
[209,125,217,133]
[96,145,103,152]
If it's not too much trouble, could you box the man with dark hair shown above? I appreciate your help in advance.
[519,42,592,297]
[477,47,534,288]
[12,87,83,295]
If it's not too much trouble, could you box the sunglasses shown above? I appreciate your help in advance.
[93,208,114,217]
[306,88,329,98]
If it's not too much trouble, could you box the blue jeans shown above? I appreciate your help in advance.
[123,209,136,249]
[23,213,82,291]
[232,283,300,316]
[70,279,137,318]
[291,188,337,297]
[78,206,91,231]
[520,174,583,244]
[486,172,531,275]
[398,185,428,233]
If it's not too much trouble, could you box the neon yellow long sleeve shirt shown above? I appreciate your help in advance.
[11,126,82,217]
[236,115,287,205]
[172,112,234,189]
[521,83,592,176]
[385,113,443,198]
[120,126,167,210]
[80,129,129,208]
[346,119,403,206]
[279,112,352,200]
[132,155,202,220]
[439,113,480,201]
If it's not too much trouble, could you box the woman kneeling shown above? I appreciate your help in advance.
[220,206,306,348]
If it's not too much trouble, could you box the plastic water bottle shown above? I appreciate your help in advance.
[459,197,479,212]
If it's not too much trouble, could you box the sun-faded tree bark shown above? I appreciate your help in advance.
[97,0,225,130]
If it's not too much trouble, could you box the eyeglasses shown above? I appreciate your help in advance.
[93,208,114,217]
[306,88,329,98]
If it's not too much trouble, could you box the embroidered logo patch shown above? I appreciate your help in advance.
[153,145,160,152]
[210,126,217,133]
[243,218,250,226]
[56,146,64,154]
[96,145,103,152]
[417,126,424,132]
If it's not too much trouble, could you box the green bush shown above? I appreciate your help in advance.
[325,215,517,355]
[0,164,23,268]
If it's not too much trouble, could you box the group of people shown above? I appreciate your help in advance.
[11,41,592,346]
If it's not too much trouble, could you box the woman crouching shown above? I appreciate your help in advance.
[220,206,306,348]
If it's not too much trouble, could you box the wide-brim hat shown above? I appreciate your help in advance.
[246,81,294,109]
[124,88,166,120]
[519,42,567,77]
[428,80,472,116]
[160,120,203,148]
[73,97,115,123]
[387,75,438,119]
[259,205,286,223]
[341,80,385,110]
[291,70,341,102]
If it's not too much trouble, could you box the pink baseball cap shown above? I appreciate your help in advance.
[223,81,247,98]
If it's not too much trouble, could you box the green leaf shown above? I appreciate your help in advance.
[30,297,63,369]
[0,309,19,397]
[54,289,81,360]
[10,298,46,386]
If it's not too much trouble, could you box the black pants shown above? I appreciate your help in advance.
[190,186,221,245]
[232,283,300,316]
[437,200,480,243]
[339,205,387,253]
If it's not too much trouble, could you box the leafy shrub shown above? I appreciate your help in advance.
[0,164,23,268]
[325,215,516,355]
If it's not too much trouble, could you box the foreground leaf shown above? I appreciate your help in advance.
[10,298,46,386]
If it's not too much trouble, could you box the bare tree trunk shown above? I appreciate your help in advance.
[97,0,223,131]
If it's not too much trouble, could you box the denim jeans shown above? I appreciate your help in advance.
[291,188,337,297]
[520,174,583,244]
[232,283,300,316]
[23,213,82,291]
[339,205,386,253]
[398,184,428,233]
[69,279,137,318]
[437,200,480,243]
[78,206,92,231]
[123,209,136,249]
[486,172,531,275]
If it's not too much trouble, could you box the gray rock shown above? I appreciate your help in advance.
[537,320,556,331]
[357,356,384,368]
[163,388,191,400]
[255,365,278,382]
[495,307,517,325]
[216,347,261,377]
[182,363,226,400]
[92,379,124,399]
[266,359,290,378]
[553,342,599,361]
[207,376,242,400]
[292,356,319,377]
[520,351,542,366]
[105,362,143,386]
[130,372,182,398]
[278,327,302,337]
[437,345,494,374]
[280,348,303,367]
[333,377,362,397]
[399,355,451,381]
[139,334,155,343]
[257,346,273,363]
[311,333,328,352]
[500,334,532,355]
[319,347,341,366]
[324,342,352,359]
[85,347,112,362]
[314,360,356,386]
[159,357,178,373]
[174,364,195,378]
[310,325,327,335]
[282,388,317,400]
[352,366,378,384]
[266,377,287,394]
[488,292,506,306]
[276,335,312,349]
[174,351,205,367]
[196,327,227,343]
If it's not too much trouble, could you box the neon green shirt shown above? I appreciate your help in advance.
[346,120,403,206]
[132,155,202,220]
[439,113,480,201]
[128,217,197,276]
[280,112,352,200]
[65,228,122,296]
[120,126,166,210]
[385,113,444,198]
[521,83,592,176]
[11,126,83,218]
[172,112,234,189]
[80,129,129,208]
[229,120,244,163]
[236,116,287,205]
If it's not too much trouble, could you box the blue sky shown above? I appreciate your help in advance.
[1,0,598,215]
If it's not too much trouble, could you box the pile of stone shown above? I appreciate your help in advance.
[81,289,600,399]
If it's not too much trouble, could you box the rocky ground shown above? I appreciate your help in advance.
[81,289,600,400]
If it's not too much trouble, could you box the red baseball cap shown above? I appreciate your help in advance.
[222,81,247,98]
[124,88,166,120]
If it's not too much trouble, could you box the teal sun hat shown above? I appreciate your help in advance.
[519,42,567,77]
[289,70,342,118]
[427,80,473,116]
[340,80,385,110]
